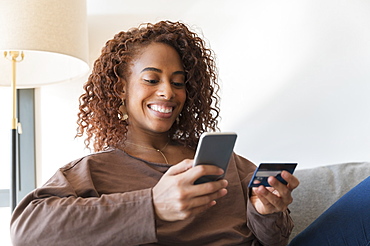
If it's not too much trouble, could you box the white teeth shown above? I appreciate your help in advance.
[150,105,173,113]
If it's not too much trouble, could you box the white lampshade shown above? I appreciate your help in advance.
[0,0,89,88]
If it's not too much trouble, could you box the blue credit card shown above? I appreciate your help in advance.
[248,163,297,187]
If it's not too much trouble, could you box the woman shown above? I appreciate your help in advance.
[11,21,299,246]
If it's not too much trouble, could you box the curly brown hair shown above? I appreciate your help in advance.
[76,20,220,152]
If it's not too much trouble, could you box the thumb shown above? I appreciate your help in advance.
[166,159,194,176]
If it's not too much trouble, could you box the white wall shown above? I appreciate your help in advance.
[35,78,90,186]
[211,0,370,167]
[0,88,11,189]
[35,0,370,185]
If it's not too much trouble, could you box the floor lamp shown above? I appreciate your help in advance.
[0,0,89,211]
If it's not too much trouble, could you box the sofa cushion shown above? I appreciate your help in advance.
[289,162,370,240]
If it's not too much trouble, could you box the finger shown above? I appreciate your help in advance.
[267,176,293,204]
[193,188,228,207]
[281,171,300,190]
[265,186,280,197]
[189,179,228,197]
[166,159,194,176]
[255,184,291,211]
[253,186,273,206]
[168,188,228,220]
[186,164,224,183]
[184,188,228,216]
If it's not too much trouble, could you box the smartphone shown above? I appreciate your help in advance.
[248,163,297,187]
[193,132,237,185]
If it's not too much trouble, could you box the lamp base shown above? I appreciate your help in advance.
[10,128,17,211]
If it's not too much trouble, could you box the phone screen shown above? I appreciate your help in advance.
[193,132,237,184]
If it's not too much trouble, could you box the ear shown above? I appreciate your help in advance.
[119,78,127,100]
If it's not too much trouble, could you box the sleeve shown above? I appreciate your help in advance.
[10,159,158,246]
[246,199,293,246]
[234,154,294,246]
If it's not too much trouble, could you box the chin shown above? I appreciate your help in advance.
[148,125,172,133]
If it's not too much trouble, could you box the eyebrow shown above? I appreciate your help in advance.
[141,67,186,76]
[141,67,161,73]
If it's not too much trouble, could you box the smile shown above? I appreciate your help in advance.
[148,104,173,114]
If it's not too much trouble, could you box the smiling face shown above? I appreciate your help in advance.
[123,42,186,135]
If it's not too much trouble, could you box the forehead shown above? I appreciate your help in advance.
[130,42,184,74]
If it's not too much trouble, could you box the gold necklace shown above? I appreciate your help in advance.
[125,140,170,164]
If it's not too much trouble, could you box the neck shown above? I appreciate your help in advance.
[125,130,170,150]
[124,134,171,165]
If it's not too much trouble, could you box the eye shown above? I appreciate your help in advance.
[171,81,186,88]
[143,79,159,84]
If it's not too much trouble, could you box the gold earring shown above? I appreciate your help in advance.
[119,100,128,121]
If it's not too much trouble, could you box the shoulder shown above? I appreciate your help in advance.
[60,148,128,172]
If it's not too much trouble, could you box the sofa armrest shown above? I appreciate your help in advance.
[289,162,370,240]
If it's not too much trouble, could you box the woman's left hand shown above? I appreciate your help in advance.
[249,171,300,215]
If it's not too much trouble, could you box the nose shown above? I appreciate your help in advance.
[157,81,175,99]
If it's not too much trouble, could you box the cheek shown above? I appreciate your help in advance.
[178,91,187,107]
[179,89,187,100]
[127,84,151,102]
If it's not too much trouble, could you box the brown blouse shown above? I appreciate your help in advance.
[11,148,293,246]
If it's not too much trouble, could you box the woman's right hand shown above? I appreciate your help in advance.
[152,159,228,221]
